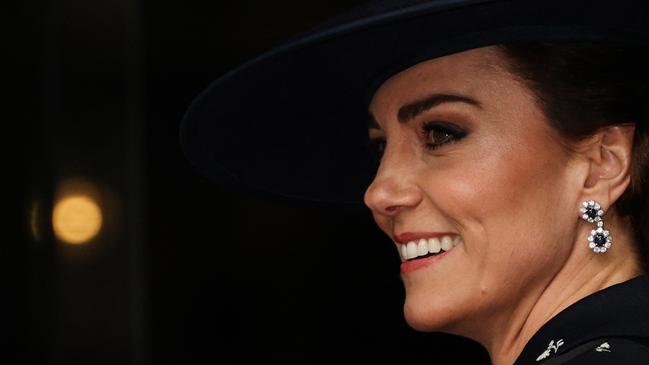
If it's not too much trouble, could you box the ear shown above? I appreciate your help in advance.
[582,124,635,209]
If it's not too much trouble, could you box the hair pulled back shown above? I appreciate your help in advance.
[498,42,649,273]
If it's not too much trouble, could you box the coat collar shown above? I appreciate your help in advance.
[514,275,649,364]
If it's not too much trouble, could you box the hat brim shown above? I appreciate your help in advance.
[180,0,649,204]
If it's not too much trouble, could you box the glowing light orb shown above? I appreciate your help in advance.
[52,195,102,244]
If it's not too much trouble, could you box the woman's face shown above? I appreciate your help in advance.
[364,46,584,336]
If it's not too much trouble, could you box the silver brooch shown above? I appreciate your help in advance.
[536,339,564,362]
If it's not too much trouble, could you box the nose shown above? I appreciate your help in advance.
[363,162,423,217]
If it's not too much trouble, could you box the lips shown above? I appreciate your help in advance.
[396,235,461,262]
[392,233,462,273]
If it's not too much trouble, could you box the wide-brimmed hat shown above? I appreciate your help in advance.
[180,0,649,205]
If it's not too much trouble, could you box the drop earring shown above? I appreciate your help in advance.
[580,200,612,253]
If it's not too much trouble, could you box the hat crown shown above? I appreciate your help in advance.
[181,0,649,203]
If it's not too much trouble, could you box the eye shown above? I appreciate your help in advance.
[421,121,467,151]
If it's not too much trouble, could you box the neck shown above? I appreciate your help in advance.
[483,221,643,365]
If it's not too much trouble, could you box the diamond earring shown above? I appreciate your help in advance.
[580,200,612,253]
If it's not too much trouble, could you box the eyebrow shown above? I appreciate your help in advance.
[368,93,482,129]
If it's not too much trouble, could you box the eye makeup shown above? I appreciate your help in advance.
[419,121,468,151]
[368,120,468,161]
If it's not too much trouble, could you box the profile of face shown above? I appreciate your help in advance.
[364,46,590,338]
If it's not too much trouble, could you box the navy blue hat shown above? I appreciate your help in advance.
[180,0,649,204]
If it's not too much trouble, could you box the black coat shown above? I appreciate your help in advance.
[514,275,649,364]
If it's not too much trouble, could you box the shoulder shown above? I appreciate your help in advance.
[561,337,649,365]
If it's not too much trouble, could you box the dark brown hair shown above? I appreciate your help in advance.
[498,42,649,273]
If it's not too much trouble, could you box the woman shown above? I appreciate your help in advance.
[180,1,649,364]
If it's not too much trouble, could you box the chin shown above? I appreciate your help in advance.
[403,294,458,332]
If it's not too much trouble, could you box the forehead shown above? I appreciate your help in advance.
[368,46,511,119]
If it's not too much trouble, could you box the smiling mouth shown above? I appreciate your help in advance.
[398,235,461,262]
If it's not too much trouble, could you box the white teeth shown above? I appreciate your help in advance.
[397,235,461,261]
[428,238,441,253]
[406,241,418,259]
[417,239,428,256]
[441,236,454,251]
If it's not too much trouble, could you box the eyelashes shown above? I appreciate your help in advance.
[369,121,467,161]
[369,137,386,162]
[420,121,467,151]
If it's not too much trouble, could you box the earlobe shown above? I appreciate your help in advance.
[582,125,635,205]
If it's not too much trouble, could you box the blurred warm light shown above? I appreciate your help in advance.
[52,195,102,244]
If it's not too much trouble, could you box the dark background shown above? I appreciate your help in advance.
[13,0,491,363]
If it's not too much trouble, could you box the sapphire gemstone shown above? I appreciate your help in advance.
[586,207,598,220]
[594,234,606,247]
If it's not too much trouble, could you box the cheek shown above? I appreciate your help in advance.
[423,129,574,277]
